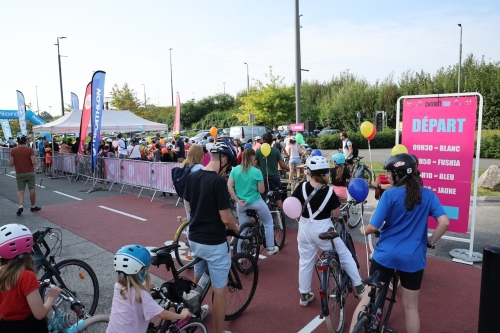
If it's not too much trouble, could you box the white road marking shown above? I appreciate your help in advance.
[98,205,147,221]
[5,174,15,178]
[53,191,82,201]
[36,184,46,188]
[298,315,324,333]
[4,174,45,188]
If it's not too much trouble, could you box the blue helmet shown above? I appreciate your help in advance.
[331,153,345,165]
[311,149,322,157]
[114,244,151,282]
[244,143,252,149]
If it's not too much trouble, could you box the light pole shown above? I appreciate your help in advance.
[49,106,52,114]
[141,84,146,108]
[244,62,249,94]
[192,92,195,102]
[223,82,226,94]
[55,37,66,116]
[169,48,174,106]
[35,86,40,115]
[294,0,302,123]
[458,23,462,93]
[300,69,309,82]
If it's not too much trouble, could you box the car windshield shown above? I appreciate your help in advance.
[194,132,208,138]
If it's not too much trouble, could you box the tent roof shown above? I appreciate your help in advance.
[32,109,168,134]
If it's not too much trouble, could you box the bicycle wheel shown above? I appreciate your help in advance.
[77,314,109,332]
[273,209,286,249]
[40,259,99,321]
[179,319,208,333]
[224,252,259,321]
[174,221,194,267]
[232,222,260,269]
[352,316,370,333]
[347,202,364,228]
[322,258,345,333]
[363,167,375,186]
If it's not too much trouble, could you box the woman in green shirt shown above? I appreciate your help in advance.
[228,149,279,255]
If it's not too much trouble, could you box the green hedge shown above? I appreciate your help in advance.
[477,134,500,158]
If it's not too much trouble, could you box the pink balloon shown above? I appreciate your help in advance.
[283,197,302,219]
[112,141,118,148]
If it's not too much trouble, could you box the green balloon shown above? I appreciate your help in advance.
[296,133,304,144]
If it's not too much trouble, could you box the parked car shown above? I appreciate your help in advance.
[189,131,210,144]
[229,126,272,143]
[318,128,340,137]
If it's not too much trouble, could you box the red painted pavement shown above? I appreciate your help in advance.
[37,194,481,333]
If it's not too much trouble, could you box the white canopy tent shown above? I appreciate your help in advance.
[32,109,168,134]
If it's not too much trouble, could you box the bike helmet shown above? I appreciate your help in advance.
[0,224,34,259]
[383,153,417,175]
[210,139,237,167]
[173,131,180,138]
[289,136,296,142]
[244,143,252,149]
[306,156,330,175]
[166,144,174,150]
[331,153,345,165]
[114,244,151,282]
[311,149,322,157]
[254,136,262,141]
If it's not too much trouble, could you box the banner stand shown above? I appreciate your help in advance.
[86,169,103,194]
[395,92,484,264]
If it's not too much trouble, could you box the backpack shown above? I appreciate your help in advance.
[349,140,359,159]
[172,164,194,199]
[273,140,281,150]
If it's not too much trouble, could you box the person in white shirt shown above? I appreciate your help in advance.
[127,139,142,160]
[117,133,127,159]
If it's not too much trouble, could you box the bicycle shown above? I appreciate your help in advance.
[264,189,287,249]
[352,270,399,333]
[150,229,258,321]
[33,227,100,324]
[340,199,365,229]
[315,217,360,333]
[40,279,109,333]
[351,156,375,186]
[366,229,400,291]
[147,291,207,333]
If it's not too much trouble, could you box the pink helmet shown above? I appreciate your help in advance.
[0,224,34,259]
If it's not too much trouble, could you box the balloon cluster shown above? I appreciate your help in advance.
[360,121,376,141]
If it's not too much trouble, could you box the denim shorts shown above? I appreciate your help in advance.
[289,157,301,165]
[189,240,231,289]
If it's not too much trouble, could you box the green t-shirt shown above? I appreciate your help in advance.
[229,165,264,205]
[255,147,282,178]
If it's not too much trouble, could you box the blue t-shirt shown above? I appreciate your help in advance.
[175,139,185,158]
[370,186,446,272]
[37,140,45,155]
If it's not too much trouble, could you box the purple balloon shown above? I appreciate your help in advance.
[348,178,369,202]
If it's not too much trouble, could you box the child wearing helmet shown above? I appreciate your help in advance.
[291,157,364,307]
[329,153,351,202]
[108,244,189,333]
[0,224,62,332]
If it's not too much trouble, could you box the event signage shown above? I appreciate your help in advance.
[16,90,28,136]
[78,83,92,159]
[0,120,12,141]
[71,92,79,111]
[91,71,106,171]
[402,97,476,233]
[290,123,304,131]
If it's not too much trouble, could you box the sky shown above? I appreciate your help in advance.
[1,0,499,117]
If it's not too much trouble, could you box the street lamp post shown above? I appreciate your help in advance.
[49,106,52,114]
[458,24,462,94]
[35,86,40,115]
[141,84,146,108]
[169,48,174,106]
[244,62,249,94]
[294,0,302,124]
[55,37,66,116]
[223,82,226,94]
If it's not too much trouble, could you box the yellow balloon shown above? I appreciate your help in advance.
[391,144,408,155]
[261,143,271,157]
[147,137,152,144]
[360,121,374,138]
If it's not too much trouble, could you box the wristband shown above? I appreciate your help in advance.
[427,238,436,249]
[377,183,382,189]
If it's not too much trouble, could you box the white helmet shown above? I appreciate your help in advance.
[114,244,151,282]
[306,156,330,175]
[0,224,33,259]
[254,136,262,141]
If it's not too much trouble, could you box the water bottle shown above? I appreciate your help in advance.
[32,247,44,272]
[196,272,210,293]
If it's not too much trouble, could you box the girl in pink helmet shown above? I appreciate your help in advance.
[0,223,62,333]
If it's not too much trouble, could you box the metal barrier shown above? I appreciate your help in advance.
[150,162,179,201]
[0,148,11,171]
[119,159,152,197]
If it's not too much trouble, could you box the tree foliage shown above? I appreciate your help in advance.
[110,83,142,111]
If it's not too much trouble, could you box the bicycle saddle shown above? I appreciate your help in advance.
[150,243,180,254]
[361,270,383,289]
[246,209,257,217]
[318,227,339,240]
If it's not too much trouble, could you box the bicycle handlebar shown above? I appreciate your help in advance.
[39,279,86,319]
[32,227,52,257]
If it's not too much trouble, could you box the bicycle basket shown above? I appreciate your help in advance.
[160,276,195,301]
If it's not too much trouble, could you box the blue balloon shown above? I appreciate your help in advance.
[348,178,369,202]
[311,149,322,157]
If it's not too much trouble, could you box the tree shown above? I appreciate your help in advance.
[110,83,141,111]
[236,67,296,128]
[39,111,54,122]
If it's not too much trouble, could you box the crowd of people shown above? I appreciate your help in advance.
[1,128,450,333]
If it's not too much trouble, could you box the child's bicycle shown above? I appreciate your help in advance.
[350,156,375,186]
[40,279,109,333]
[150,229,258,321]
[147,289,207,333]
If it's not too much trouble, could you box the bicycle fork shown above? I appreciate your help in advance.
[270,210,283,229]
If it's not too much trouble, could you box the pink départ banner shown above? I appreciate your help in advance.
[402,97,477,233]
[290,123,304,131]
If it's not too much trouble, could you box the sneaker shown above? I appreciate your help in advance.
[200,304,209,320]
[267,246,279,255]
[299,292,314,306]
[355,284,365,299]
[30,206,41,212]
[16,207,23,216]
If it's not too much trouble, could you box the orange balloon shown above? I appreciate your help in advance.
[210,127,218,137]
[160,139,165,145]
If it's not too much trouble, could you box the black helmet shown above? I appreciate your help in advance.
[383,153,417,175]
[210,139,237,166]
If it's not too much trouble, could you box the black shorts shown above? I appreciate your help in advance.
[346,158,354,165]
[264,176,282,201]
[370,259,424,291]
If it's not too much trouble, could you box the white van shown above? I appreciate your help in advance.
[230,126,272,143]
